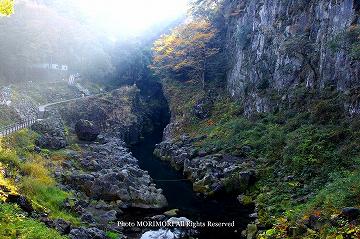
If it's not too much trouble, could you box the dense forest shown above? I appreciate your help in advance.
[0,0,359,239]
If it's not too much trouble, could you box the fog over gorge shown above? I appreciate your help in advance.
[0,0,188,85]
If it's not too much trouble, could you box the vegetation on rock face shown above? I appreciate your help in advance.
[330,25,360,61]
[0,129,80,237]
[153,3,360,236]
[0,203,66,239]
[160,77,360,237]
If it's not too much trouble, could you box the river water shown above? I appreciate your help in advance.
[129,124,252,239]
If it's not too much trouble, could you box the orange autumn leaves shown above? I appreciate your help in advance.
[151,19,219,86]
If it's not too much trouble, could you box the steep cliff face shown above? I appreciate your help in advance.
[156,2,360,237]
[225,0,360,116]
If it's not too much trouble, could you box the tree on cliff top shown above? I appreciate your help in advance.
[151,20,219,89]
[189,0,224,20]
[0,0,14,16]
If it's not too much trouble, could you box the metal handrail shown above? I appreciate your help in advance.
[0,90,102,137]
[0,117,37,137]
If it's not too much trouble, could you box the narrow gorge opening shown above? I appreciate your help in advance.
[125,85,253,238]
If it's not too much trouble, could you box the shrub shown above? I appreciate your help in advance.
[50,151,69,162]
[0,145,20,170]
[21,155,54,186]
[0,162,17,202]
[4,129,38,152]
[310,98,345,124]
[283,125,349,175]
[304,171,360,213]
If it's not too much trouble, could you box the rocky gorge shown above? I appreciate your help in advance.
[154,134,256,196]
[149,0,360,238]
[22,84,171,238]
[20,81,246,239]
[0,0,359,238]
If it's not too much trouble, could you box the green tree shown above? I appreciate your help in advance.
[151,20,219,89]
[0,0,14,16]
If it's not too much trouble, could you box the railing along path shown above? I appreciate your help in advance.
[0,92,103,137]
[0,118,37,137]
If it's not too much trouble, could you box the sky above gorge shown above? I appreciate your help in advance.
[76,0,189,39]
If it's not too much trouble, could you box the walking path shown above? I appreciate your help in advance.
[1,92,105,137]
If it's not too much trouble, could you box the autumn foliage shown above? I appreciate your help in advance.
[151,19,219,88]
[0,0,14,16]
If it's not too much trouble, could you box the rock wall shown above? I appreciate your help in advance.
[224,0,360,116]
[57,83,169,145]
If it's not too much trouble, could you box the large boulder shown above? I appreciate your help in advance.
[54,219,71,235]
[140,217,197,239]
[36,135,67,150]
[341,207,360,220]
[32,115,68,149]
[75,120,100,141]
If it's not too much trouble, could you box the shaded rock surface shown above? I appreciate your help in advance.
[6,194,34,213]
[341,207,360,220]
[56,84,169,145]
[155,134,256,195]
[69,227,107,239]
[75,119,100,141]
[224,0,360,116]
[62,137,167,209]
[31,112,67,149]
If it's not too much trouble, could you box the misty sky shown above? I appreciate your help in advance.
[76,0,189,39]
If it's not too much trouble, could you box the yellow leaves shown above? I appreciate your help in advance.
[151,18,219,81]
[22,159,54,186]
[0,162,18,202]
[0,0,14,16]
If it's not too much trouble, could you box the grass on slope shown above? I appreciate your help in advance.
[0,129,80,225]
[0,203,66,239]
[0,139,67,239]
